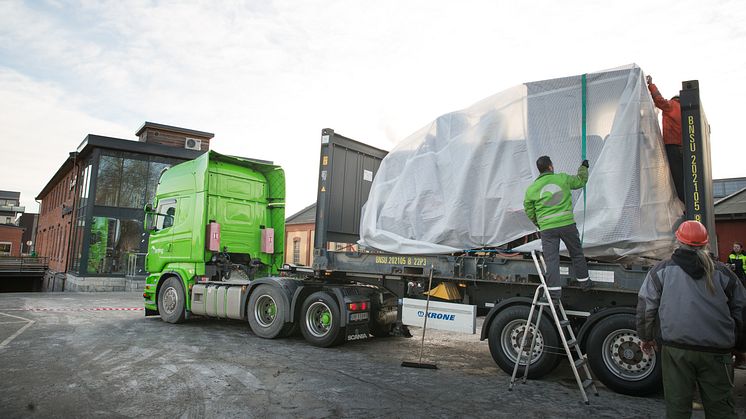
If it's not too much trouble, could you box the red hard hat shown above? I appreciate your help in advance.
[675,220,709,247]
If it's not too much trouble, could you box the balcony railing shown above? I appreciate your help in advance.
[0,256,49,274]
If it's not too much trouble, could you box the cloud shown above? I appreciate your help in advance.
[0,0,745,216]
[0,68,131,211]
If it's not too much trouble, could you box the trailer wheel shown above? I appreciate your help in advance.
[585,313,661,396]
[488,305,560,378]
[247,285,289,339]
[300,292,345,347]
[158,277,185,324]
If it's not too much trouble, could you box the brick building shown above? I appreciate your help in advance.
[0,225,24,257]
[284,203,356,266]
[36,122,213,291]
[714,187,746,262]
[285,204,316,266]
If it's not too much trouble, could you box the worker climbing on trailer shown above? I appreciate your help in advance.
[647,74,684,202]
[636,220,745,419]
[523,156,590,301]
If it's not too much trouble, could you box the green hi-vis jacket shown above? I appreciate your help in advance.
[523,165,589,231]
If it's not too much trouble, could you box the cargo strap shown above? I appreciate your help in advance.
[580,74,587,245]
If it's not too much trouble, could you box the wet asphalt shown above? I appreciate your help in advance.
[0,292,743,418]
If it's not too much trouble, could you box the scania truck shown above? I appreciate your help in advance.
[143,80,713,396]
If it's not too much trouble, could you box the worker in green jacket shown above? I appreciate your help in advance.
[524,156,590,300]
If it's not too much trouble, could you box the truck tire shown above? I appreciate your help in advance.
[247,284,290,339]
[488,305,561,378]
[158,277,186,324]
[300,291,345,347]
[585,313,662,396]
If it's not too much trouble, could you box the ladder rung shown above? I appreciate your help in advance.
[565,338,577,347]
[582,379,594,389]
[558,319,570,327]
[574,357,587,369]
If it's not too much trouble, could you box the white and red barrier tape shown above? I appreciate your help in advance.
[0,307,144,312]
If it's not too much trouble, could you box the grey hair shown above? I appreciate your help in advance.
[680,243,715,294]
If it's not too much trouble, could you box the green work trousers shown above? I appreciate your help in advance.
[661,345,736,419]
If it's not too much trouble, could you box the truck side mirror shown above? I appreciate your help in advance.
[144,203,153,212]
[144,212,157,232]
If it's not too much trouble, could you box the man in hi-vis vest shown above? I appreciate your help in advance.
[523,156,590,300]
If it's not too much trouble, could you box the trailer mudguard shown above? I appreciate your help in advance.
[479,297,533,341]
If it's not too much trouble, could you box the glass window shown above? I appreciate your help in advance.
[146,161,172,206]
[95,156,122,207]
[71,216,86,273]
[87,217,144,275]
[293,238,300,264]
[118,158,149,208]
[0,242,11,256]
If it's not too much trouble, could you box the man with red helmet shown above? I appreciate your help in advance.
[636,220,745,418]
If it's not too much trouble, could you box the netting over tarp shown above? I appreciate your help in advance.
[359,64,684,260]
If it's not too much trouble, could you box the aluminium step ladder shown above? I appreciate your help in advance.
[508,250,599,404]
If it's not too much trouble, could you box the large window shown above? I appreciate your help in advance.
[95,153,178,209]
[86,217,144,275]
[70,216,86,272]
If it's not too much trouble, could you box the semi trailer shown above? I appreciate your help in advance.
[143,79,713,396]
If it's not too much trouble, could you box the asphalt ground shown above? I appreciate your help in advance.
[0,292,744,418]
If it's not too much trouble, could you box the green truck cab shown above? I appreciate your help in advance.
[143,150,374,347]
[144,151,284,317]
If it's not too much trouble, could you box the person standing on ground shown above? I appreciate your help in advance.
[727,241,746,283]
[636,220,745,419]
[647,74,684,202]
[523,156,590,300]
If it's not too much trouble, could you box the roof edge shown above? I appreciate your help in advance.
[136,121,215,139]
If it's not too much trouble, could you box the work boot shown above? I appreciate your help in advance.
[575,277,593,292]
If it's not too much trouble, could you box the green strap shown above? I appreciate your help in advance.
[581,74,587,245]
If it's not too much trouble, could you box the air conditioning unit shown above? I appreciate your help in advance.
[185,138,202,150]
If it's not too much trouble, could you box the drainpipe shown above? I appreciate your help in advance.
[62,151,80,292]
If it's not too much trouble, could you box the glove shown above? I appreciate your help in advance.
[581,160,589,168]
[641,340,658,355]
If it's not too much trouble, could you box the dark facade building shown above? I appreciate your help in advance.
[36,122,213,291]
[0,190,24,225]
[18,213,38,255]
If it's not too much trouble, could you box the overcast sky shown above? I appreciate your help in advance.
[1,0,745,216]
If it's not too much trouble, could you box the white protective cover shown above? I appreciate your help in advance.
[359,64,684,260]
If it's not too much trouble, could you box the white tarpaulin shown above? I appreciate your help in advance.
[359,64,684,260]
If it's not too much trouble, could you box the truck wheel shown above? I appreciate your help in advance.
[300,291,345,347]
[158,277,186,324]
[488,305,561,378]
[247,285,289,339]
[585,313,662,396]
